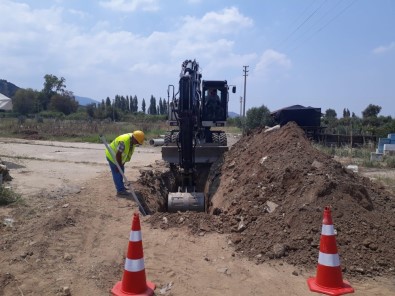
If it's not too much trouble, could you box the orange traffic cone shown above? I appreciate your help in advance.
[307,206,354,296]
[112,212,155,296]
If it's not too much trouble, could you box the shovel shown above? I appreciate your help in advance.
[100,135,147,216]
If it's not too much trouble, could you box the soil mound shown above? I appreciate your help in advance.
[138,122,395,277]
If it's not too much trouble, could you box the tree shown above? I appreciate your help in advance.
[322,108,338,130]
[48,93,78,115]
[245,105,273,131]
[142,98,146,113]
[12,88,38,115]
[105,97,111,108]
[163,99,168,115]
[343,108,350,118]
[40,74,66,110]
[120,95,127,111]
[148,95,157,115]
[86,103,96,118]
[324,108,337,119]
[362,104,381,119]
[158,98,164,115]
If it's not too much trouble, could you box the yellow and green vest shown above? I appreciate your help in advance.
[105,133,135,165]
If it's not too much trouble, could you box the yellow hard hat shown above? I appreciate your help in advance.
[133,130,145,145]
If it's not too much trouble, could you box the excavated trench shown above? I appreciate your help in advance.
[136,161,221,213]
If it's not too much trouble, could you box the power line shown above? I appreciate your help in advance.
[287,0,318,32]
[289,0,357,53]
[281,0,346,52]
[276,0,328,51]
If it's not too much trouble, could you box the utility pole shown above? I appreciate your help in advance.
[242,65,249,135]
[240,96,243,117]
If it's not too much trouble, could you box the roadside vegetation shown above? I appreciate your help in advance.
[0,185,21,206]
[315,144,395,168]
[314,144,395,195]
[0,116,167,143]
[2,74,395,138]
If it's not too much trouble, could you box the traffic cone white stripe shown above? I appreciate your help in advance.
[318,251,340,267]
[130,230,142,242]
[125,258,145,272]
[321,224,335,236]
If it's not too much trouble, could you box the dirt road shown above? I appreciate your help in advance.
[0,137,394,295]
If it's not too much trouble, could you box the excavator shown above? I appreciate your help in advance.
[162,59,236,212]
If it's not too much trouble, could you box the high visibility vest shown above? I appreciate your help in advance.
[105,133,135,165]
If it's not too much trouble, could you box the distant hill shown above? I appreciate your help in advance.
[228,111,239,118]
[0,79,20,97]
[74,96,100,106]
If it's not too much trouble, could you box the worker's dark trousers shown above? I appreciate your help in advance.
[107,158,126,193]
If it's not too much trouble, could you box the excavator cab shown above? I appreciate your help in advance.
[202,84,226,122]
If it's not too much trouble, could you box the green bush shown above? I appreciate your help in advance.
[361,159,381,168]
[66,112,89,120]
[0,186,20,205]
[384,156,395,168]
[39,111,65,119]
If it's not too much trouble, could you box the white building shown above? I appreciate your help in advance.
[0,93,12,111]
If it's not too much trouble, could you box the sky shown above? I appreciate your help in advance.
[1,0,395,117]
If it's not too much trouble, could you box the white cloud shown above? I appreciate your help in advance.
[0,2,257,101]
[255,49,291,74]
[180,7,253,38]
[68,9,89,19]
[99,0,160,12]
[169,7,254,69]
[129,62,169,75]
[373,42,395,54]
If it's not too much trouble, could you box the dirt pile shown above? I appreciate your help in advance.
[138,122,395,277]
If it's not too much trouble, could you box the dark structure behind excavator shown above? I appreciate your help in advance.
[162,59,236,212]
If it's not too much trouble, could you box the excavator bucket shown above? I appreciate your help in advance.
[167,191,205,212]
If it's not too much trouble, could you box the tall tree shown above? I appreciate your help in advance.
[105,97,111,108]
[362,104,381,118]
[324,108,337,119]
[322,108,338,130]
[133,96,138,112]
[49,92,78,115]
[12,88,38,115]
[343,108,350,118]
[41,74,66,110]
[120,95,127,111]
[158,98,163,114]
[148,95,157,115]
[163,99,168,115]
[86,103,96,118]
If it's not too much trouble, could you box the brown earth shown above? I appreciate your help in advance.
[0,130,395,296]
[140,122,395,279]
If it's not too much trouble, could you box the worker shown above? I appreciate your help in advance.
[205,88,224,119]
[105,130,145,196]
[206,88,221,105]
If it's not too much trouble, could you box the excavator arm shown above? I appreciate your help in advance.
[162,59,234,212]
